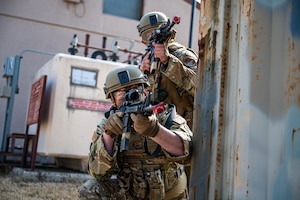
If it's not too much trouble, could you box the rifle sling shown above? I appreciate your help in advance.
[144,138,161,157]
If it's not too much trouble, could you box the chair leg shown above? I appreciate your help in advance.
[5,137,11,152]
[10,135,16,153]
[21,135,37,170]
[21,136,29,168]
[30,136,37,171]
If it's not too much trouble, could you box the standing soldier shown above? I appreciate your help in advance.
[137,11,198,129]
[78,65,193,199]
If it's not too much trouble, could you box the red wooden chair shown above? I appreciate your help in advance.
[0,75,47,171]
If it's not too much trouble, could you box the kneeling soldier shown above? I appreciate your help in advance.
[78,65,193,200]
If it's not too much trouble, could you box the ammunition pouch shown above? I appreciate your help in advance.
[145,169,165,200]
[132,169,147,199]
[117,168,132,193]
[116,131,185,199]
[118,156,185,199]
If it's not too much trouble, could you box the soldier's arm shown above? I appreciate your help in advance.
[151,114,193,163]
[150,125,184,156]
[102,133,115,155]
[161,54,196,97]
[87,118,118,180]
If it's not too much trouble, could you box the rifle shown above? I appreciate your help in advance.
[117,89,166,152]
[142,16,181,74]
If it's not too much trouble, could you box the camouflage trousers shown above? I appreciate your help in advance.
[78,171,188,200]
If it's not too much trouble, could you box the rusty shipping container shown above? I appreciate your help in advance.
[190,0,300,199]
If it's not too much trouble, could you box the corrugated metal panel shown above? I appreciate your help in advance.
[190,0,300,199]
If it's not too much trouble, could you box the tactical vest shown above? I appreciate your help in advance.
[114,104,185,199]
[116,133,184,199]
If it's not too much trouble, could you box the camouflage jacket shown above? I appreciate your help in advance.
[147,31,198,126]
[87,104,193,194]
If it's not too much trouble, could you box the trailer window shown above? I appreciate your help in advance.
[71,67,97,87]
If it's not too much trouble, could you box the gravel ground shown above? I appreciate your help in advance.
[0,166,90,200]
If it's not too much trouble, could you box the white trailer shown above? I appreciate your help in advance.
[32,53,127,171]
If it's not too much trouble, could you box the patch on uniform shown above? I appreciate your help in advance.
[173,115,186,125]
[183,49,197,67]
[184,57,196,68]
[171,47,198,68]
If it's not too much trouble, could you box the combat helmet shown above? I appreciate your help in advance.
[137,11,168,43]
[104,65,149,99]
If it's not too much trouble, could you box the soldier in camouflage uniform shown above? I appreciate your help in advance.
[78,65,193,199]
[137,11,198,129]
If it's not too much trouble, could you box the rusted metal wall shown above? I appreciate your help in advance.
[190,0,300,199]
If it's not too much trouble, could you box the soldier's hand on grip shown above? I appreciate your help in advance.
[104,112,123,137]
[153,43,169,64]
[130,113,159,137]
[140,51,151,73]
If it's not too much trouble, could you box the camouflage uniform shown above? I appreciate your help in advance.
[147,31,198,129]
[137,11,198,129]
[78,104,193,200]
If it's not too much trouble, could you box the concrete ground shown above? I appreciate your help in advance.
[0,165,92,199]
[11,166,91,182]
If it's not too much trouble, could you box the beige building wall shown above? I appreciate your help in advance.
[0,0,200,160]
